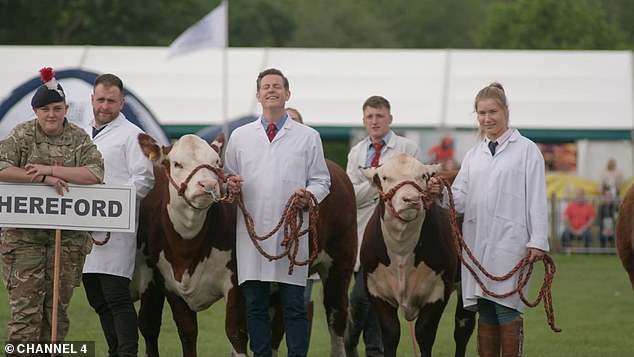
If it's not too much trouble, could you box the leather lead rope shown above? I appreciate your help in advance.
[92,232,111,246]
[438,176,561,333]
[222,191,320,275]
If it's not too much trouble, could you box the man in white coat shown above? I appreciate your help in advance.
[345,95,423,357]
[82,74,155,357]
[431,82,548,357]
[224,68,330,357]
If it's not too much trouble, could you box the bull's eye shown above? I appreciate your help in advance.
[173,162,183,169]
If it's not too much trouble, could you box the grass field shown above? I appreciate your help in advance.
[1,254,633,357]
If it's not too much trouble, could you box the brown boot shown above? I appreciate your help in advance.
[478,321,500,357]
[500,317,523,357]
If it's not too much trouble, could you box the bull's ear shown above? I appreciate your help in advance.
[372,173,383,190]
[138,133,166,164]
[422,163,442,179]
[360,166,383,190]
[211,132,225,154]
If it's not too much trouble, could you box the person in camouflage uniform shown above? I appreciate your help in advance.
[0,67,104,347]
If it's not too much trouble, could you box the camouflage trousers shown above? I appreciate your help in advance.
[0,228,92,343]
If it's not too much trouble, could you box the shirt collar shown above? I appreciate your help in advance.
[368,131,392,148]
[486,127,512,146]
[260,114,288,131]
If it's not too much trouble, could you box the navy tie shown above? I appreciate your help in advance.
[488,141,498,156]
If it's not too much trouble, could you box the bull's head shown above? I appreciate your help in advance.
[138,133,225,210]
[362,153,440,222]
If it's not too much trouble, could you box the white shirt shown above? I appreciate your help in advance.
[224,117,330,286]
[346,130,423,271]
[82,113,155,279]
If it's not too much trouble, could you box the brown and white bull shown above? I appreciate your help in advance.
[359,153,474,357]
[616,184,634,292]
[131,133,249,357]
[131,132,356,357]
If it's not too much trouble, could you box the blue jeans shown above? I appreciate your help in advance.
[241,280,308,357]
[345,270,383,356]
[83,273,138,357]
[561,228,592,247]
[477,298,520,325]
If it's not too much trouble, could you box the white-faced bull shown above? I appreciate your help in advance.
[130,133,249,357]
[359,153,475,357]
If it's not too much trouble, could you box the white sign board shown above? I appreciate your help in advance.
[0,182,135,232]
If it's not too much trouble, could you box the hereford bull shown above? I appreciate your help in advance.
[130,133,248,357]
[616,184,634,292]
[359,153,474,357]
[131,132,356,357]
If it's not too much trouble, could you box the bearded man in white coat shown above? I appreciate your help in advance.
[82,74,155,357]
[224,68,330,357]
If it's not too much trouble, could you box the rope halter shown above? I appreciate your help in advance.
[378,178,436,222]
[163,163,227,210]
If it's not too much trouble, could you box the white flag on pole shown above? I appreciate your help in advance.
[167,2,227,58]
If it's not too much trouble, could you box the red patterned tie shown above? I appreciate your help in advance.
[267,123,277,142]
[371,142,384,167]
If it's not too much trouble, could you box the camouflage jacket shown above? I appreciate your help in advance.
[0,118,104,181]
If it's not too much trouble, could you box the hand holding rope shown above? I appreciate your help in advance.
[432,176,561,332]
[221,188,320,275]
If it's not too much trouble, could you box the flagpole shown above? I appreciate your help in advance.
[221,0,229,142]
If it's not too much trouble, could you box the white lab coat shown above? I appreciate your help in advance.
[346,131,423,271]
[224,118,330,286]
[450,129,549,312]
[82,113,155,279]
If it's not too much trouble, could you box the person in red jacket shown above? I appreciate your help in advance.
[561,188,596,248]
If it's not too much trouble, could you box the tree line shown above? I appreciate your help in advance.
[1,0,632,50]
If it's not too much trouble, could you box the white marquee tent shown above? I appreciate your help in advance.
[1,46,632,181]
[1,46,632,130]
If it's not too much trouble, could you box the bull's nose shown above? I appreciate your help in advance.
[402,195,420,204]
[201,181,218,193]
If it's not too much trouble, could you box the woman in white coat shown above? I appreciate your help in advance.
[225,68,330,357]
[432,82,548,357]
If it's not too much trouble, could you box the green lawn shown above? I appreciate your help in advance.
[1,254,633,357]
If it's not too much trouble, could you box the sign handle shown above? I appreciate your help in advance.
[51,229,61,342]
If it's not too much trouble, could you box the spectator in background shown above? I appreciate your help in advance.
[597,188,618,248]
[428,135,455,165]
[600,158,624,197]
[287,107,303,124]
[561,188,596,248]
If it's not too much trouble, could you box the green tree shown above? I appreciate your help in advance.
[596,0,634,47]
[476,0,629,49]
[376,0,494,48]
[283,0,398,48]
[0,0,220,45]
[229,0,295,47]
